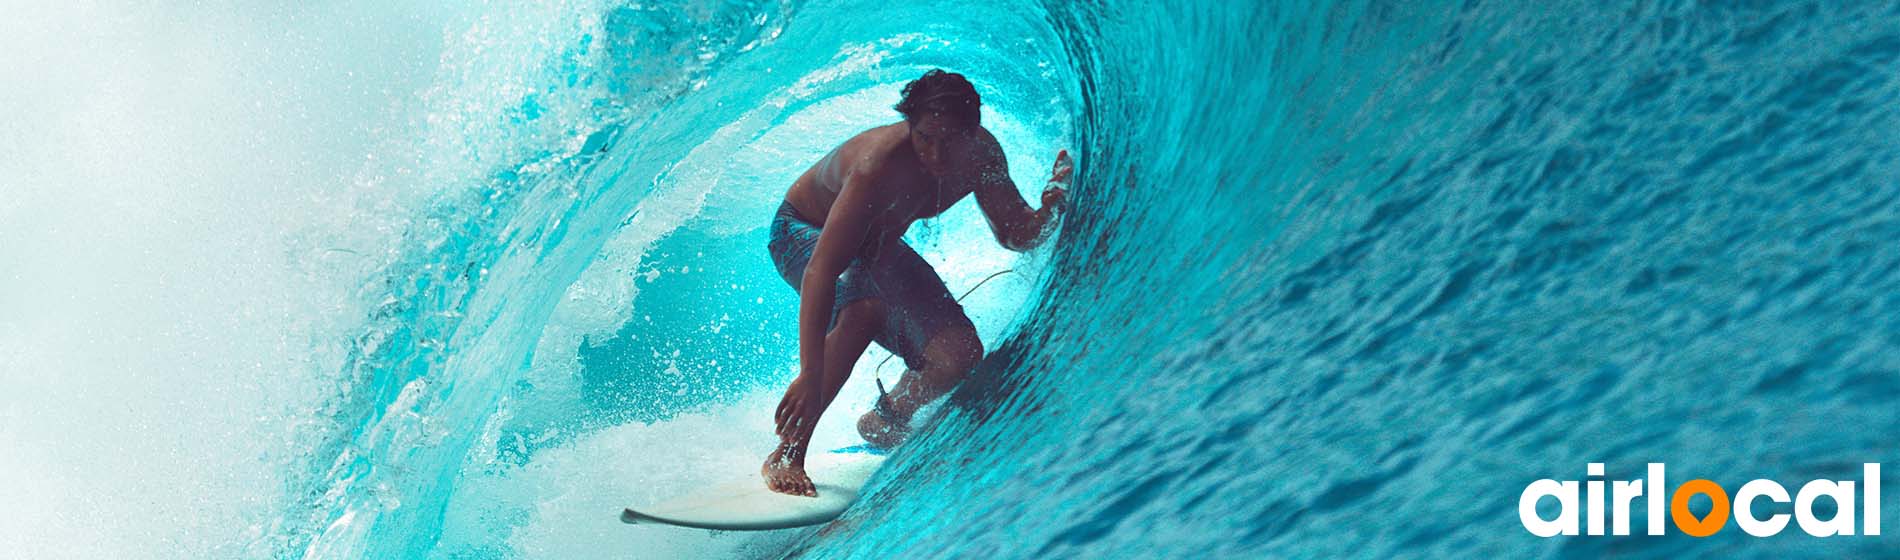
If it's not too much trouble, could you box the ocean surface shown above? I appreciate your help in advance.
[4,0,1899,558]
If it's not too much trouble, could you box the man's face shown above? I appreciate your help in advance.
[908,114,969,176]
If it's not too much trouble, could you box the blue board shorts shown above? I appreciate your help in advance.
[768,200,971,371]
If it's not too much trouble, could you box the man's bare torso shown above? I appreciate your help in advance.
[783,122,991,254]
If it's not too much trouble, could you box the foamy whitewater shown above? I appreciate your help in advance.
[4,1,1897,558]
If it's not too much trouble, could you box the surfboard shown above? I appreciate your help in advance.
[620,447,887,530]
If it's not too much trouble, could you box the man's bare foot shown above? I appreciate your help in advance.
[761,443,815,497]
[857,409,911,449]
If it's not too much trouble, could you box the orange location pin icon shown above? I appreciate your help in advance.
[1671,479,1731,537]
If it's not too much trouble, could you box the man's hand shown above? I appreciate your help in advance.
[1049,149,1074,184]
[1041,149,1072,213]
[774,375,823,441]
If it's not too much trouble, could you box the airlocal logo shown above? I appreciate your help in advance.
[1520,463,1881,537]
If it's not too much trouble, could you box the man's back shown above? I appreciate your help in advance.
[783,123,899,227]
[783,123,947,237]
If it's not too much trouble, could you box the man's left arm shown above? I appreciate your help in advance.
[975,141,1071,252]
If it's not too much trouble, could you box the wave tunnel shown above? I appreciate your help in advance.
[6,0,1898,558]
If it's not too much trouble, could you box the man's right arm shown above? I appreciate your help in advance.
[799,162,878,375]
[776,152,882,440]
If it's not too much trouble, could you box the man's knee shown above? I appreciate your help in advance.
[925,327,982,375]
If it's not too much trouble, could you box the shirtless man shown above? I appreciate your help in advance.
[761,69,1071,496]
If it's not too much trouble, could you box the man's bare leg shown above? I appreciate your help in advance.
[764,299,882,496]
[858,328,981,448]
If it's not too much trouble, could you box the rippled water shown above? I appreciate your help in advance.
[7,0,1898,558]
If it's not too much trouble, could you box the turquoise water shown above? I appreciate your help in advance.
[7,0,1899,558]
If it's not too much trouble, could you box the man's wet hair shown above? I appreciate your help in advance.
[894,69,981,127]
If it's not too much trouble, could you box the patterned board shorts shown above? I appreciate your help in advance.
[767,200,971,371]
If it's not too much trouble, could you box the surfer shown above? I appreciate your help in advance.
[762,69,1071,496]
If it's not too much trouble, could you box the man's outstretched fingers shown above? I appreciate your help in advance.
[796,417,816,442]
[776,394,801,436]
[774,398,790,435]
